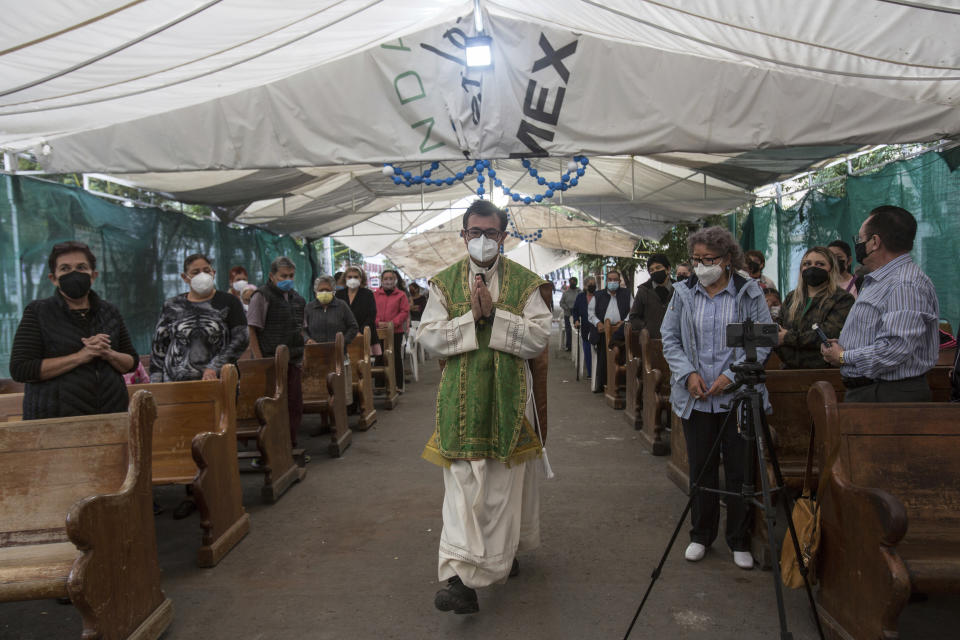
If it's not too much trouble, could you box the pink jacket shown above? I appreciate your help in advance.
[374,287,410,334]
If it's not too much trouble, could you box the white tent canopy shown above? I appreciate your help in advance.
[2,0,958,265]
[2,1,957,171]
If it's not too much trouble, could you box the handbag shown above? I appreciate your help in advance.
[780,423,821,588]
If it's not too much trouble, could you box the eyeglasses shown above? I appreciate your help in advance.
[463,228,502,240]
[691,255,722,266]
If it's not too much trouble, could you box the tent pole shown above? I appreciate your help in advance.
[4,171,25,310]
[631,157,636,200]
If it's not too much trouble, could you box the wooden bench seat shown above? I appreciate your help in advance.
[372,323,400,409]
[0,391,172,639]
[236,345,306,502]
[808,382,960,640]
[302,334,352,457]
[604,319,626,409]
[129,365,250,567]
[640,330,671,456]
[346,327,377,430]
[623,324,643,429]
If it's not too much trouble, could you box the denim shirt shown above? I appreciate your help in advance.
[661,272,773,419]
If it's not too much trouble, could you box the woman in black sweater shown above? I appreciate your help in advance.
[10,241,138,419]
[335,265,381,354]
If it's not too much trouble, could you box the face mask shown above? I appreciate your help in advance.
[190,272,215,296]
[770,306,781,319]
[854,237,873,264]
[335,285,345,291]
[316,291,334,304]
[676,274,689,283]
[346,278,361,290]
[651,271,668,285]
[59,271,92,299]
[695,263,723,286]
[468,236,500,264]
[835,259,846,272]
[382,281,396,291]
[747,260,762,274]
[801,267,829,287]
[606,281,620,291]
[276,278,295,292]
[586,284,597,293]
[231,279,248,293]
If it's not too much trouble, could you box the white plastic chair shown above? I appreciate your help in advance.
[404,326,419,382]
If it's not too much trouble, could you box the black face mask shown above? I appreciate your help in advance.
[586,284,597,293]
[58,271,92,299]
[854,237,874,264]
[801,267,829,287]
[675,274,689,283]
[747,260,762,274]
[651,270,668,285]
[835,259,846,272]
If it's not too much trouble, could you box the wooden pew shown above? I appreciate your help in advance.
[666,365,953,493]
[372,323,400,409]
[640,330,671,456]
[302,334,352,457]
[129,365,250,567]
[346,327,378,430]
[603,319,626,409]
[938,346,956,367]
[236,345,306,502]
[623,324,643,429]
[0,391,173,639]
[808,382,960,640]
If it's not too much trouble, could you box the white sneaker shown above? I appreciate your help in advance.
[733,551,754,570]
[684,542,706,562]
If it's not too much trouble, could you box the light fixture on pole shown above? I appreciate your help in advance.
[465,0,492,70]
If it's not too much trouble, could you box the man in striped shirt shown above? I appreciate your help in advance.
[821,206,939,402]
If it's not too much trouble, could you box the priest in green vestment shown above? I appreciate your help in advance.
[417,199,552,614]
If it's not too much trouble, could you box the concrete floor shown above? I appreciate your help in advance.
[2,330,957,639]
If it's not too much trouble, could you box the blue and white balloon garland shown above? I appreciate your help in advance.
[380,156,590,204]
[380,156,591,251]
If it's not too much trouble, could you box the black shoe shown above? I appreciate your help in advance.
[153,500,164,516]
[172,499,196,520]
[434,576,478,614]
[509,558,519,577]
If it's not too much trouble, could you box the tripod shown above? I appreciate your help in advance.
[624,357,825,640]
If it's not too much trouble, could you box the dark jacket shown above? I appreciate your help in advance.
[591,287,631,343]
[10,291,138,420]
[304,297,359,346]
[571,291,596,342]
[628,280,674,339]
[337,287,381,347]
[252,283,306,364]
[776,287,855,369]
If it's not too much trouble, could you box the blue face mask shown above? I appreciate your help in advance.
[276,279,295,292]
[607,281,620,291]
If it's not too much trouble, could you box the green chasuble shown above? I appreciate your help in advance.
[422,257,546,468]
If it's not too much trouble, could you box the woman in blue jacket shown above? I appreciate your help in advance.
[660,227,772,571]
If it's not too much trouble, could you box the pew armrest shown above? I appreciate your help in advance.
[830,469,908,547]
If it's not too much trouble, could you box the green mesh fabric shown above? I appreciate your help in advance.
[739,150,960,329]
[0,176,319,377]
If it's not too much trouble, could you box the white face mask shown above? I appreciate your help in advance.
[346,278,361,290]
[190,272,216,296]
[694,263,724,286]
[231,279,248,292]
[468,236,500,264]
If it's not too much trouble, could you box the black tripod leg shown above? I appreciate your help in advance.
[750,395,794,640]
[623,408,736,640]
[757,412,826,640]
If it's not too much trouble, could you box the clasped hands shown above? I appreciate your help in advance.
[80,333,113,361]
[471,276,494,321]
[686,372,732,400]
[597,321,623,334]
